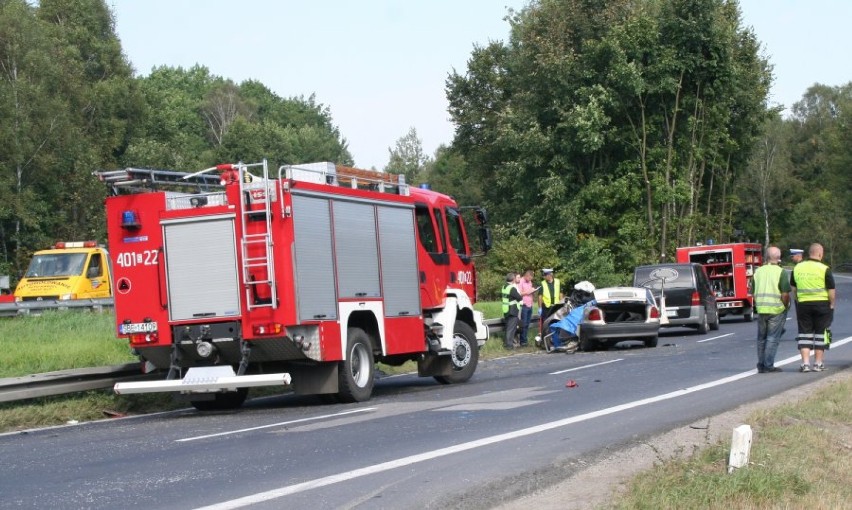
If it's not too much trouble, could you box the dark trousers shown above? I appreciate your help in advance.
[796,301,832,350]
[504,314,519,348]
[520,305,532,345]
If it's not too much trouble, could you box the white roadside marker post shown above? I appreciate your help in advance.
[728,424,753,473]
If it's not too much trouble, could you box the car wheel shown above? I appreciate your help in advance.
[709,306,720,330]
[191,388,248,411]
[697,311,709,334]
[434,321,479,384]
[644,336,658,348]
[337,328,375,403]
[579,333,597,352]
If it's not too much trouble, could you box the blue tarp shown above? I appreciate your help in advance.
[548,301,596,346]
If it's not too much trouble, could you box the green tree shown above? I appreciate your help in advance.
[37,0,142,242]
[446,0,770,273]
[127,67,353,171]
[0,0,139,274]
[784,83,852,263]
[385,127,429,184]
[0,0,59,270]
[419,145,483,207]
[735,111,795,247]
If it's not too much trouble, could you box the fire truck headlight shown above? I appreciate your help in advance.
[196,341,215,358]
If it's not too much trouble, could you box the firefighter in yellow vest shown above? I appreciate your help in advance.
[752,246,790,373]
[538,268,564,320]
[790,243,836,372]
[501,272,522,349]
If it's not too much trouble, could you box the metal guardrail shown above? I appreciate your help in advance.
[0,363,158,403]
[0,298,114,318]
[484,315,540,334]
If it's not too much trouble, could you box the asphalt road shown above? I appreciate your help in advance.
[1,276,849,509]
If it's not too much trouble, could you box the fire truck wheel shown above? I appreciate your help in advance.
[337,328,375,403]
[743,307,754,322]
[191,388,249,411]
[434,321,479,384]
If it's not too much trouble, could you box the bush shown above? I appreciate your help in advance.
[477,228,562,300]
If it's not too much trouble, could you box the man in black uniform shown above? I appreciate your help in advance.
[501,272,522,349]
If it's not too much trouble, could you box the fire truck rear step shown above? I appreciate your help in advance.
[114,366,291,395]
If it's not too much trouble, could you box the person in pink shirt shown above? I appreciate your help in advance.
[517,269,537,346]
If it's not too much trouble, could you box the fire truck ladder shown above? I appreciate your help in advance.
[94,167,222,194]
[237,160,277,310]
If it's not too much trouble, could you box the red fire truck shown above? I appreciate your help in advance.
[95,160,491,410]
[676,242,763,321]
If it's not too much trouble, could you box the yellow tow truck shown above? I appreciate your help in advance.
[14,241,112,302]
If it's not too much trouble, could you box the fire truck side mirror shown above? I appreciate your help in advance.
[480,227,493,254]
[474,208,488,225]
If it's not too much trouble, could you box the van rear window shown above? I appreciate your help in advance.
[634,266,694,290]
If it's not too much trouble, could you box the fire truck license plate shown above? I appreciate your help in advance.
[120,322,158,334]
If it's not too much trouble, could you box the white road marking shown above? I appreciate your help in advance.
[549,358,623,375]
[697,333,735,343]
[195,335,852,510]
[176,408,376,442]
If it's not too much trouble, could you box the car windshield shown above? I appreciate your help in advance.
[25,253,87,278]
[635,266,694,290]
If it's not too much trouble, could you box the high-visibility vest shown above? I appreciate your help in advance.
[541,278,561,308]
[753,263,785,314]
[502,284,520,315]
[793,260,829,302]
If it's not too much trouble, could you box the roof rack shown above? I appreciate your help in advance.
[281,162,408,195]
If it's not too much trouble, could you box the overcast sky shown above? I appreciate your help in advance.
[110,0,852,170]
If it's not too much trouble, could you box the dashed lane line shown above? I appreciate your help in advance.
[549,358,623,375]
[697,333,735,343]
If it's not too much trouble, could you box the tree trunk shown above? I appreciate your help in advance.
[660,71,684,262]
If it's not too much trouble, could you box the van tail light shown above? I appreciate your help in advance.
[691,291,700,306]
[649,306,660,319]
[587,308,603,322]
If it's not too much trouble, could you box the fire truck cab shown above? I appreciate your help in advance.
[96,161,491,410]
[676,242,763,321]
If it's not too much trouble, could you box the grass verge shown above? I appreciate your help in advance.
[0,391,183,432]
[607,374,852,509]
[0,310,135,378]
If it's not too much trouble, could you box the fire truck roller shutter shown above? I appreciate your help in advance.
[332,200,381,299]
[162,216,241,321]
[377,205,420,317]
[292,195,338,321]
